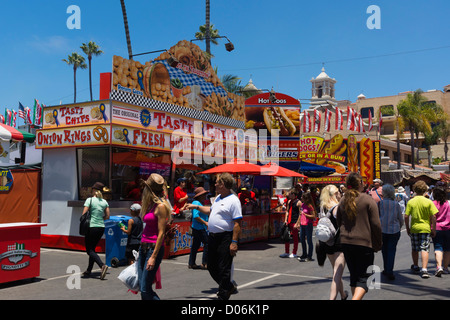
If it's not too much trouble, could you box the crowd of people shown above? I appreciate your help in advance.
[78,172,450,301]
[278,175,450,300]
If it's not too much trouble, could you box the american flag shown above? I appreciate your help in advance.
[18,102,27,121]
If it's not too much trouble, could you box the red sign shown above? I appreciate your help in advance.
[0,223,46,284]
[245,92,301,138]
[245,92,301,106]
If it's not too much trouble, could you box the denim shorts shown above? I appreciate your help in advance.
[410,233,431,252]
[433,230,450,252]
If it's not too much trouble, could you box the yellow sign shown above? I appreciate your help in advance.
[43,102,110,129]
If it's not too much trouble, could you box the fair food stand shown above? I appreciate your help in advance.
[35,40,260,257]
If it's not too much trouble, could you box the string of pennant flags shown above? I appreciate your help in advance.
[302,106,382,134]
[0,99,44,128]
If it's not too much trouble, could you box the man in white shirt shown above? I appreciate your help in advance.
[186,172,242,300]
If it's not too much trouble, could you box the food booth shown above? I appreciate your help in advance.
[243,91,304,238]
[36,40,280,257]
[245,96,381,221]
[0,125,47,283]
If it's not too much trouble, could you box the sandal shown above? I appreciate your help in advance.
[342,290,349,300]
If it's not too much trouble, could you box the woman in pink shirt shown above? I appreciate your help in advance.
[432,187,450,276]
[137,174,171,300]
[296,191,316,262]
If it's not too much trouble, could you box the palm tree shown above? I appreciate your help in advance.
[195,24,221,46]
[397,89,428,169]
[221,74,243,94]
[420,102,446,167]
[120,0,133,60]
[62,53,87,103]
[81,41,103,101]
[440,121,450,161]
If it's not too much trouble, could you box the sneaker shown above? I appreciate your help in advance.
[289,253,298,258]
[411,265,420,274]
[81,270,91,278]
[435,268,443,277]
[420,270,430,279]
[279,253,289,258]
[443,268,449,274]
[100,265,108,280]
[298,257,314,262]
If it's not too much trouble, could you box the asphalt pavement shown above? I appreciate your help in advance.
[1,227,449,305]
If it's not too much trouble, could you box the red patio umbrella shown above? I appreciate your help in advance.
[197,159,261,175]
[260,162,307,178]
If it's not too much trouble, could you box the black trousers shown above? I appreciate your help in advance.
[207,231,234,298]
[85,227,105,272]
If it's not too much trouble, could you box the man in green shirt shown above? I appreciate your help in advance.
[405,181,438,279]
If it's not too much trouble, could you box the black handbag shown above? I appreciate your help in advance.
[79,198,92,236]
[280,223,291,243]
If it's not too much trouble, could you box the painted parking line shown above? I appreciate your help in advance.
[202,274,281,300]
[163,259,328,300]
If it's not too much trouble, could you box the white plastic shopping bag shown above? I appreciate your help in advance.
[117,250,139,293]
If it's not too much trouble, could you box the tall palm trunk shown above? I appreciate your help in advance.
[120,0,133,60]
[410,125,415,169]
[73,65,77,103]
[88,57,93,101]
[396,118,401,169]
[205,0,210,59]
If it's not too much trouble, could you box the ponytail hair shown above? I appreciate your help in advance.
[94,189,103,199]
[343,172,362,221]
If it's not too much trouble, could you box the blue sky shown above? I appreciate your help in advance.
[1,0,450,126]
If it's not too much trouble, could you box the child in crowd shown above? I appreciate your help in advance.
[120,203,143,265]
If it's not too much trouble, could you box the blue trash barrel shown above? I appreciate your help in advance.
[104,215,131,267]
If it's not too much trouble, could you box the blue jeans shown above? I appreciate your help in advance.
[189,228,209,266]
[381,232,400,275]
[137,244,164,300]
[300,224,313,259]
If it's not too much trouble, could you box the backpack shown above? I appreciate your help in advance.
[315,205,338,246]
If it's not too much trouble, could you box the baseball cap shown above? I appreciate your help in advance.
[130,203,142,212]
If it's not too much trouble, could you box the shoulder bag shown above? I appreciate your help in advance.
[79,198,92,236]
